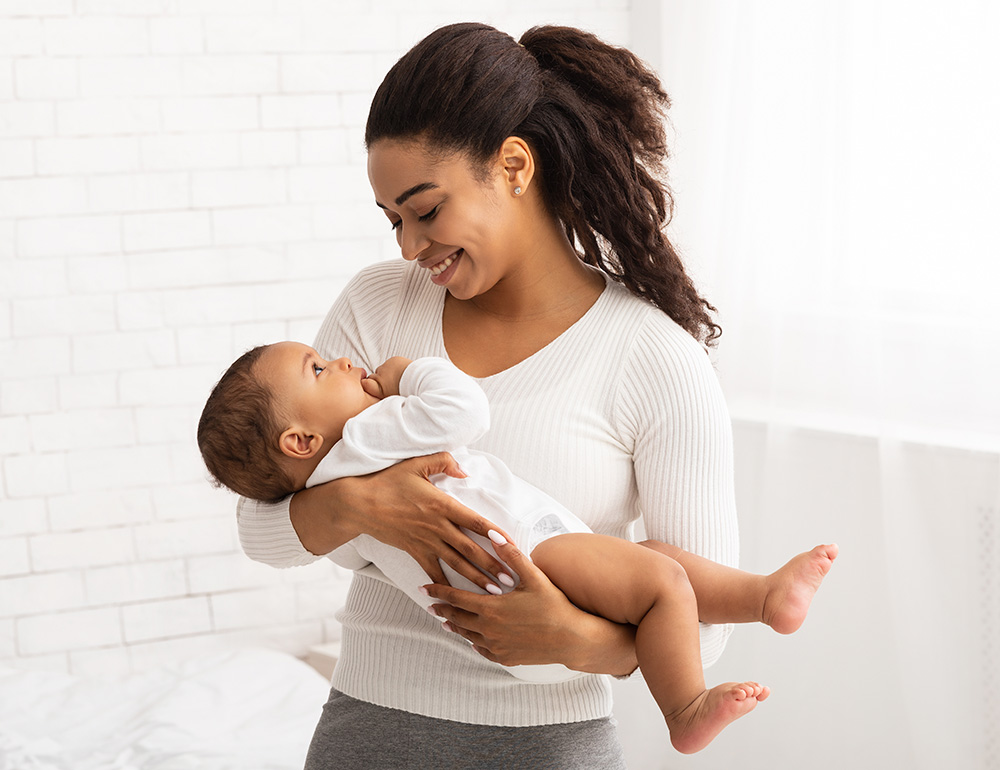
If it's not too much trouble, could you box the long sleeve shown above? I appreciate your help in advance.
[613,315,739,667]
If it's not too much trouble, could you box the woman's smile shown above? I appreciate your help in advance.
[426,250,463,283]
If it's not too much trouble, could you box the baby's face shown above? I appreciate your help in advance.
[259,342,380,442]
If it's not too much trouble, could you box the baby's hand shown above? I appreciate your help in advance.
[362,356,412,398]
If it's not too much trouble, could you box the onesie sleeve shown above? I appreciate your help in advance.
[614,314,739,667]
[308,357,490,483]
[235,262,402,568]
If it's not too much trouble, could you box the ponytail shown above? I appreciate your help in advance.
[366,23,721,346]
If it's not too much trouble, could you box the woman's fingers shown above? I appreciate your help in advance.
[437,617,497,661]
[423,583,491,616]
[414,554,449,588]
[444,524,515,587]
[429,600,502,659]
[422,534,591,669]
[484,529,541,586]
[397,454,514,584]
[361,453,511,589]
[469,643,499,663]
[417,543,496,592]
[429,602,481,632]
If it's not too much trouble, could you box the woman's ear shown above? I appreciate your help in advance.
[500,136,535,197]
[278,427,324,460]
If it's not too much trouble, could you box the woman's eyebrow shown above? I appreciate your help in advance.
[375,182,440,209]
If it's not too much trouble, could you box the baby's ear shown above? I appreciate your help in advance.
[278,427,323,459]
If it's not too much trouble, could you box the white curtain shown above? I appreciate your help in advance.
[654,0,1000,445]
[615,2,1000,768]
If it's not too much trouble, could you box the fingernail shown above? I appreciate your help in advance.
[418,586,430,596]
[425,605,439,616]
[485,583,502,595]
[498,573,515,587]
[442,621,453,632]
[487,529,507,546]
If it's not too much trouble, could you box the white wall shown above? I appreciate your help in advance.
[0,1,630,676]
[614,422,1000,770]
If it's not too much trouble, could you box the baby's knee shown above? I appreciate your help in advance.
[645,550,695,601]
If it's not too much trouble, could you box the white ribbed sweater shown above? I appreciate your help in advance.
[237,259,739,727]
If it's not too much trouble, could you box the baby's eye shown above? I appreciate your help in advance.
[313,364,324,376]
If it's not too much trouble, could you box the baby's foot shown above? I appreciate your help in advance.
[666,681,770,754]
[762,543,838,635]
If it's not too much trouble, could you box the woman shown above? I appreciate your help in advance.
[238,22,738,768]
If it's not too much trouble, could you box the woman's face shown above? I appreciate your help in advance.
[367,138,518,301]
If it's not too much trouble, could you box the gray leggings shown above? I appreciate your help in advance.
[304,689,628,770]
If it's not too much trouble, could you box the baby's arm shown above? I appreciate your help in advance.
[309,357,490,483]
[361,356,411,399]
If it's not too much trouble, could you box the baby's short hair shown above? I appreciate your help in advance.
[197,345,296,502]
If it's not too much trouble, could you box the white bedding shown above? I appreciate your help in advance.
[0,648,330,770]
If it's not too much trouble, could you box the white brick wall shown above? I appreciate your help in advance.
[0,1,630,675]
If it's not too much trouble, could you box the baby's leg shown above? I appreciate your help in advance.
[531,534,768,754]
[637,540,838,633]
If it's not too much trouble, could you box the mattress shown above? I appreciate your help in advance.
[0,648,330,770]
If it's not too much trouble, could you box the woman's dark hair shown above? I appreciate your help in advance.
[197,345,295,503]
[365,22,721,346]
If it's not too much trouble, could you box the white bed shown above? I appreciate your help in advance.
[0,648,330,770]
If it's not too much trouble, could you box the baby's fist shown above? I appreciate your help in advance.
[364,356,411,398]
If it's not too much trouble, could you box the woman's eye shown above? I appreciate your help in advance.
[388,205,437,232]
[313,364,323,376]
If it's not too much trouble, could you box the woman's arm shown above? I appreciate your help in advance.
[621,319,740,666]
[292,452,517,590]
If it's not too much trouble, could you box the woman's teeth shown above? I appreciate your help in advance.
[429,253,457,276]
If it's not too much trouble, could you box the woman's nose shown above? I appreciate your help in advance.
[398,224,430,261]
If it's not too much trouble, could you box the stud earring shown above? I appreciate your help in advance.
[514,186,522,195]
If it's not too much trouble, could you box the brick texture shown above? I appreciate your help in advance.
[0,1,629,675]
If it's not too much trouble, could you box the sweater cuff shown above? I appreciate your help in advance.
[237,494,324,568]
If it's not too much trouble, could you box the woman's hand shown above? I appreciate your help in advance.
[422,532,639,676]
[292,451,513,591]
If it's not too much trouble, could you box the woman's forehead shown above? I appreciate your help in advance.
[368,139,477,199]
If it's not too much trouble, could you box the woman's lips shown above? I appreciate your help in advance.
[425,249,462,276]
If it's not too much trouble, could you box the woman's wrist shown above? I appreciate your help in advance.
[288,479,364,556]
[564,609,638,677]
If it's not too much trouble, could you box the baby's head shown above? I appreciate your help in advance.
[197,341,379,502]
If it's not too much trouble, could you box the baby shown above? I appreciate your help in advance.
[198,342,838,754]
